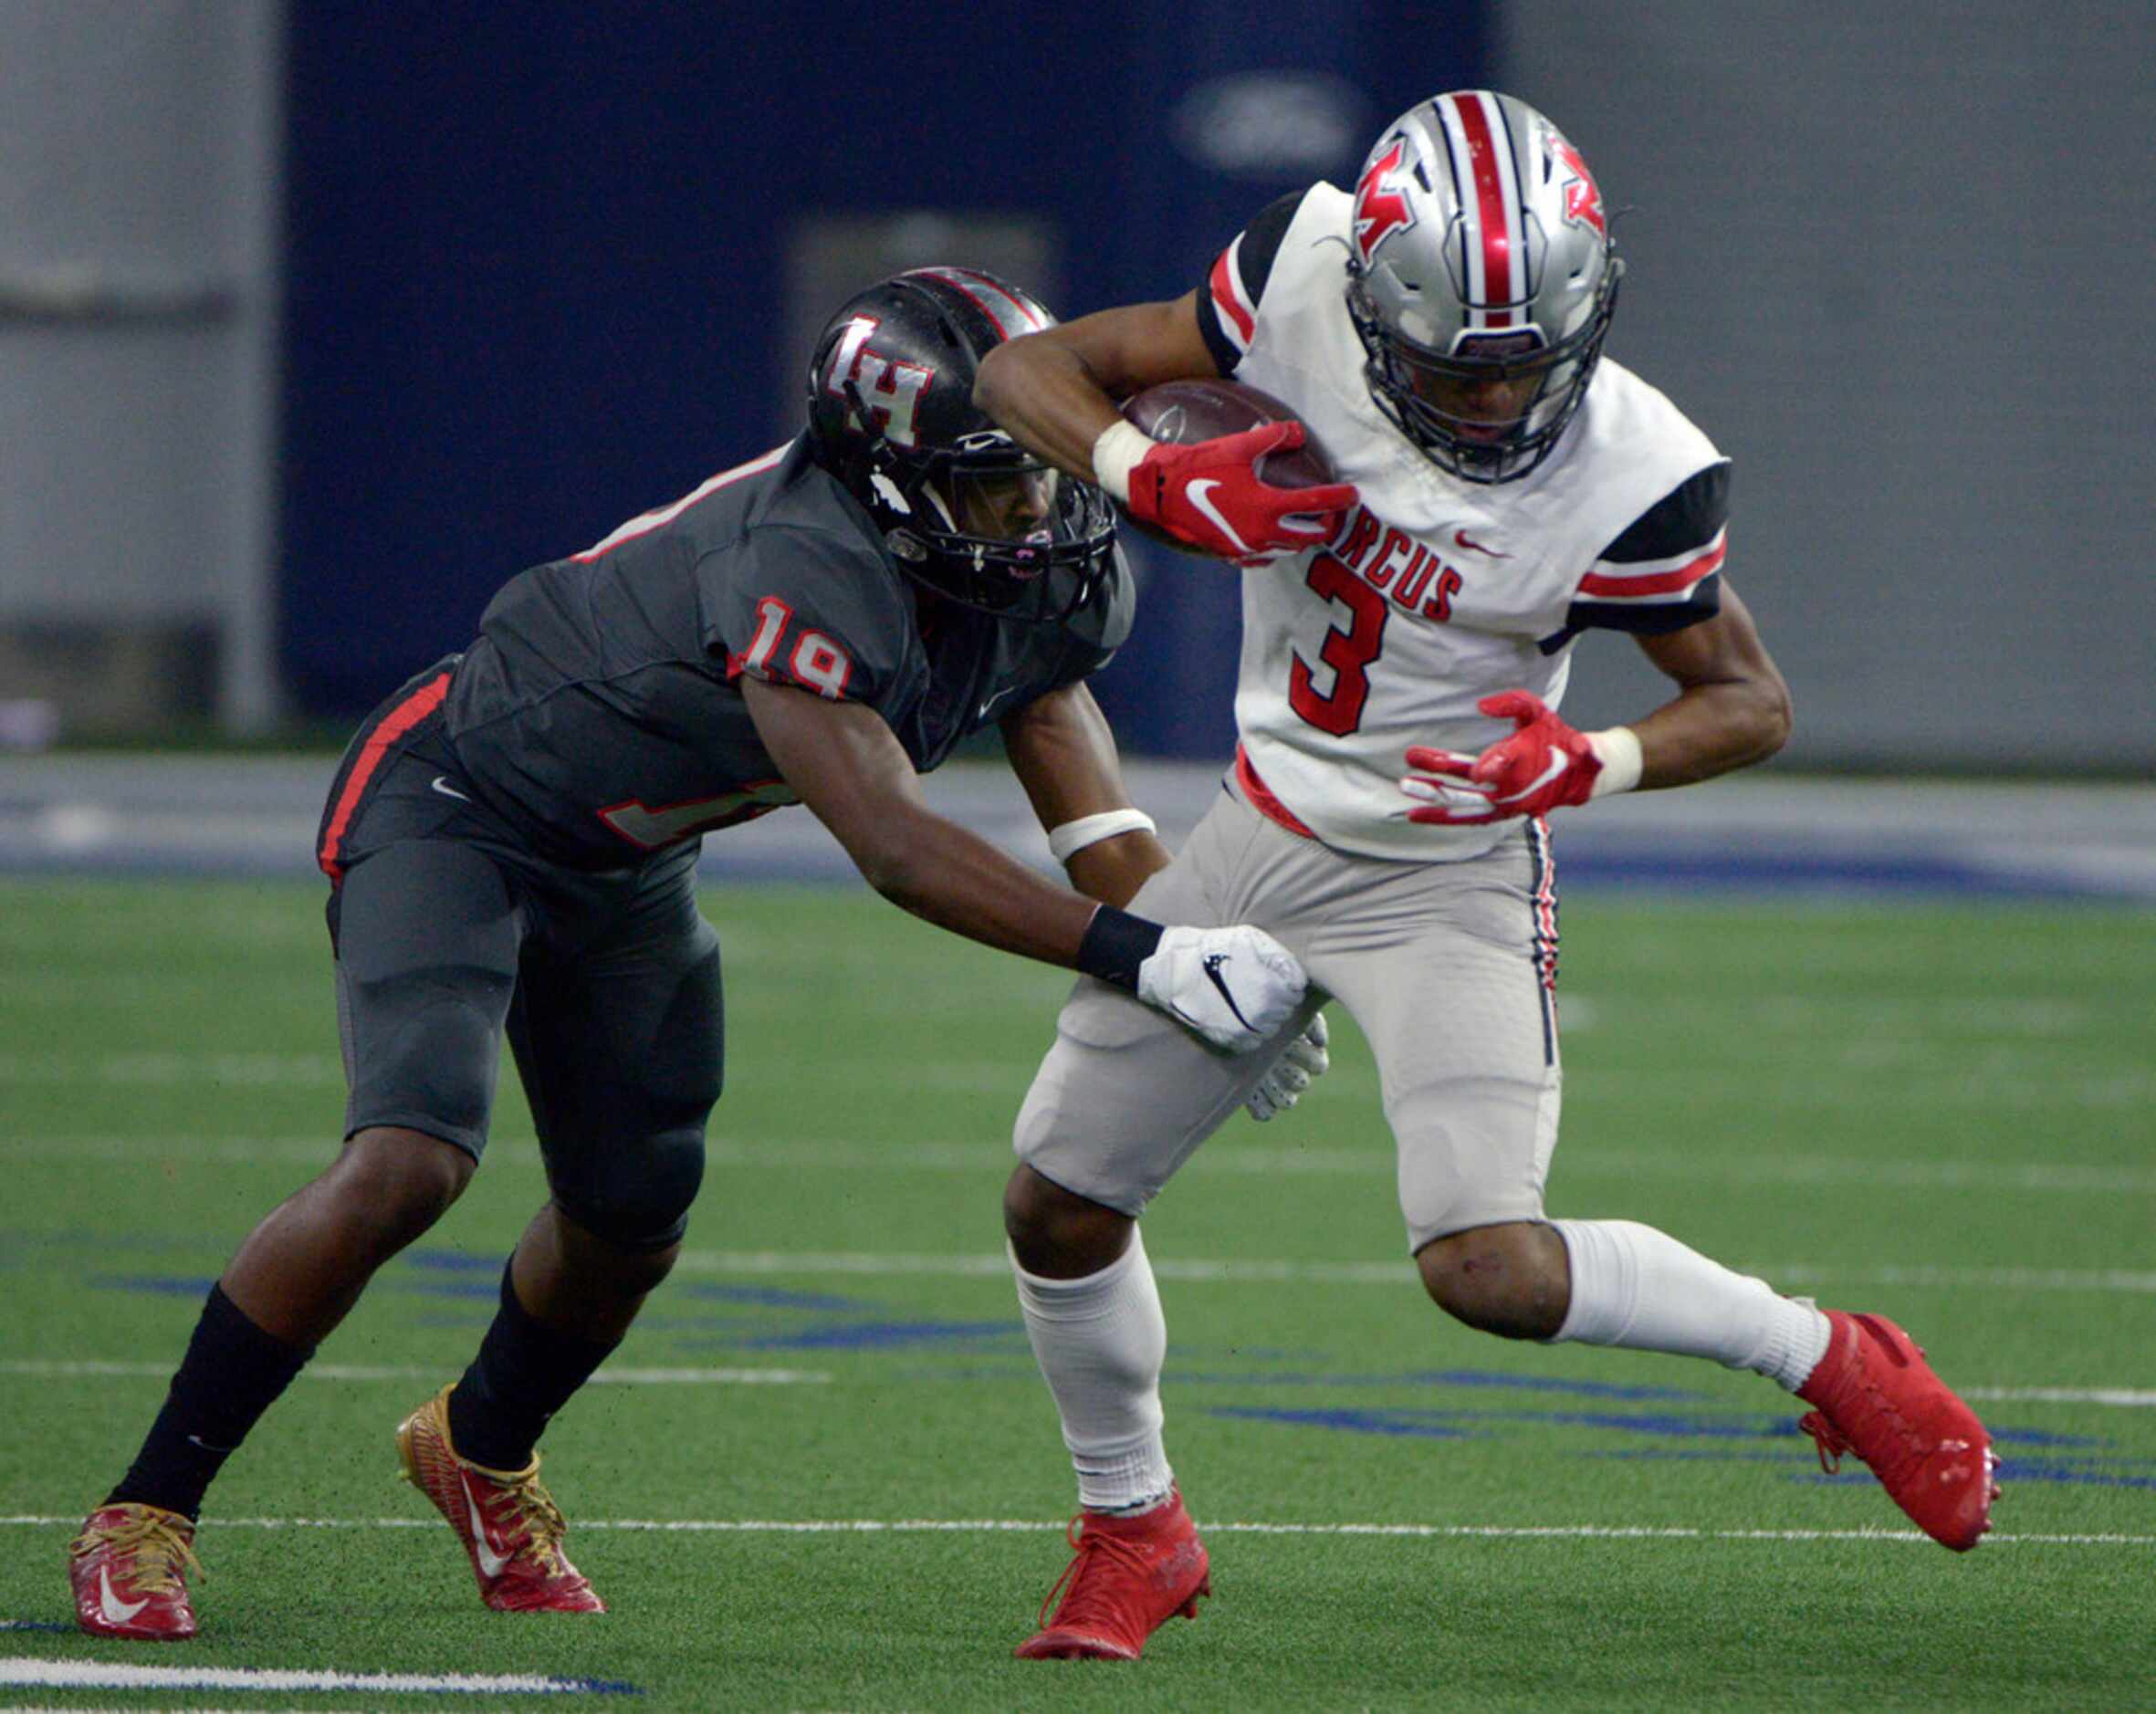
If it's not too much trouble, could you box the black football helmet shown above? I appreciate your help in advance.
[805,267,1115,623]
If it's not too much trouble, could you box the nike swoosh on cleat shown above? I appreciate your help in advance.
[1184,480,1252,556]
[1497,753,1568,805]
[1200,952,1254,1030]
[98,1566,150,1625]
[465,1480,511,1580]
[431,775,473,803]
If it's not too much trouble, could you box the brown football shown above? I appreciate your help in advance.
[1115,379,1338,555]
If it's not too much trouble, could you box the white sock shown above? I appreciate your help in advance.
[1548,1218,1832,1392]
[1009,1228,1175,1511]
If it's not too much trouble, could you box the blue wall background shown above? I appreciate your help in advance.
[277,4,1486,755]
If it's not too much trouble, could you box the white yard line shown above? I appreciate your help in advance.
[664,1247,2156,1298]
[8,1357,2149,1407]
[0,1659,623,1695]
[0,1360,824,1385]
[9,1133,2152,1196]
[0,1514,2145,1548]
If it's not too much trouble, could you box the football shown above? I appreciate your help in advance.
[1120,378,1336,487]
[1115,378,1338,555]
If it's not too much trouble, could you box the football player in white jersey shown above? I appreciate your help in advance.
[973,90,1998,1662]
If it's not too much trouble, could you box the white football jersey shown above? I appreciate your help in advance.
[1198,183,1731,862]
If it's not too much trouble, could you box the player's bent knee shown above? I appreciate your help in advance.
[1003,1164,1132,1277]
[549,1124,706,1253]
[332,1126,476,1248]
[1415,1221,1570,1341]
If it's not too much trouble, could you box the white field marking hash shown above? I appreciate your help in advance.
[0,1360,824,1385]
[5,1360,2150,1409]
[0,1659,622,1695]
[663,1248,2156,1299]
[10,1132,2154,1196]
[0,1515,2147,1548]
[2,1050,2151,1111]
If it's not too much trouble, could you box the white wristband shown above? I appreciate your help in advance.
[1090,420,1156,505]
[1049,808,1158,864]
[1586,726,1644,798]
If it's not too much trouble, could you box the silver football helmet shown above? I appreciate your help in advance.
[1344,90,1622,483]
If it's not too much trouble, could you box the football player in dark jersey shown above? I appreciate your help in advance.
[67,267,1314,1641]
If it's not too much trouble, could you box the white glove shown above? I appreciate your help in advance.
[1135,924,1309,1054]
[1245,1012,1330,1122]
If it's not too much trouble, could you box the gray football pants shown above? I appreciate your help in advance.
[1015,785,1562,1251]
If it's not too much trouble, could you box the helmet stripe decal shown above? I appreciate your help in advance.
[1437,91,1518,331]
[912,267,1048,342]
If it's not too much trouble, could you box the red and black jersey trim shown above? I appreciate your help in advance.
[1600,461,1731,565]
[1525,815,1559,1065]
[1194,191,1306,375]
[316,664,455,883]
[1538,462,1732,653]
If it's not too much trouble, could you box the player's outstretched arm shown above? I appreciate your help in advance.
[743,676,1305,1052]
[1003,681,1331,1118]
[999,682,1171,910]
[1401,584,1793,825]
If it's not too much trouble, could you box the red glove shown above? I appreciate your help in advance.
[1124,423,1357,561]
[1402,692,1634,825]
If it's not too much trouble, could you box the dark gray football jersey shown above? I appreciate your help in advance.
[443,436,1133,868]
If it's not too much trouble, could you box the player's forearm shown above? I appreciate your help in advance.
[973,334,1124,479]
[1062,831,1173,911]
[1629,676,1794,789]
[846,805,1112,968]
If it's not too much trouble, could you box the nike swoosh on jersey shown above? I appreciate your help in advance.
[431,775,473,803]
[1496,752,1569,805]
[466,1481,511,1579]
[98,1566,150,1625]
[1200,951,1254,1030]
[1184,480,1252,555]
[1452,528,1509,558]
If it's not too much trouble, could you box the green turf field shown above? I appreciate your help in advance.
[2,875,2151,1710]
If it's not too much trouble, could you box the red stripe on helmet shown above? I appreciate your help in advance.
[914,267,1045,342]
[1447,92,1515,328]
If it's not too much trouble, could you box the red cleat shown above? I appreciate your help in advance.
[1797,1310,2000,1551]
[1015,1490,1210,1660]
[68,1503,202,1641]
[395,1385,604,1613]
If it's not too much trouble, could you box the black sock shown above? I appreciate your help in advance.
[445,1263,617,1471]
[107,1285,314,1521]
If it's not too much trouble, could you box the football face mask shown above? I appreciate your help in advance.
[869,426,1115,622]
[1344,90,1622,484]
[808,268,1117,624]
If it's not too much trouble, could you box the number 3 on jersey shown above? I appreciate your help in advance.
[1287,554,1387,736]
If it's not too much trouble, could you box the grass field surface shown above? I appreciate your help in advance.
[2,876,2151,1710]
